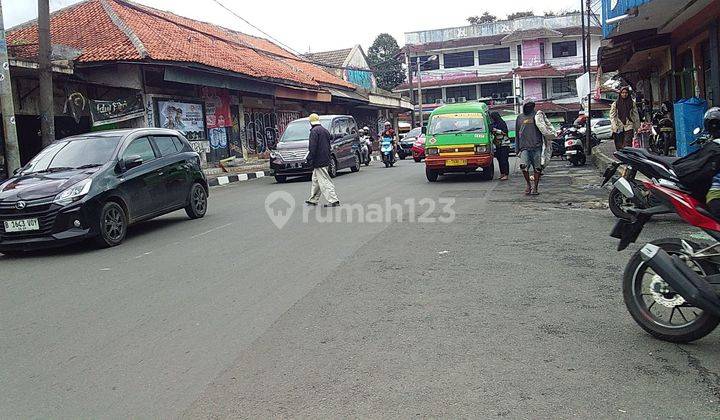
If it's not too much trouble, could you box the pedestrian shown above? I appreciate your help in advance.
[489,111,510,181]
[515,100,556,195]
[305,113,340,207]
[609,86,640,150]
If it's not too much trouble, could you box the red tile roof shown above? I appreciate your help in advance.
[7,0,354,90]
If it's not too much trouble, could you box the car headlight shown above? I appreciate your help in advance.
[474,144,488,154]
[427,147,439,156]
[54,179,92,206]
[269,150,279,159]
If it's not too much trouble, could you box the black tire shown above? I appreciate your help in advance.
[398,152,406,160]
[95,201,127,248]
[275,175,287,183]
[480,161,495,181]
[350,153,361,173]
[413,156,422,163]
[609,186,637,220]
[426,168,439,182]
[185,182,208,219]
[0,250,25,258]
[328,157,338,178]
[623,238,720,343]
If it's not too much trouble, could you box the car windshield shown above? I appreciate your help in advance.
[280,119,332,142]
[429,113,486,135]
[22,136,122,174]
[405,128,422,138]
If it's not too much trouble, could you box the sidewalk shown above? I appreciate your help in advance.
[591,139,617,173]
[203,159,271,187]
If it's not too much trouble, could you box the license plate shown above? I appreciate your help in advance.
[566,150,578,155]
[288,162,302,169]
[446,159,467,167]
[4,218,40,233]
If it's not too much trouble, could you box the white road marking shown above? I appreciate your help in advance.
[218,176,230,186]
[239,174,249,181]
[255,171,265,178]
[189,222,234,239]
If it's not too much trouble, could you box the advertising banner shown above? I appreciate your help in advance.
[202,87,231,129]
[89,94,145,127]
[157,100,205,140]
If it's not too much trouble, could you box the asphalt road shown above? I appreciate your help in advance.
[2,156,719,418]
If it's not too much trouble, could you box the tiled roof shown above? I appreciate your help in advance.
[304,48,353,68]
[7,0,354,90]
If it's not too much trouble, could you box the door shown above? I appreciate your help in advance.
[151,135,192,208]
[336,118,354,168]
[118,136,164,220]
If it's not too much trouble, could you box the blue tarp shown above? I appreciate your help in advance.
[602,0,655,38]
[674,98,708,157]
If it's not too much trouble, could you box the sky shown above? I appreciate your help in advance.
[3,0,583,53]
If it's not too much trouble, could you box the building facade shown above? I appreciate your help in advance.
[395,14,603,119]
[600,0,719,109]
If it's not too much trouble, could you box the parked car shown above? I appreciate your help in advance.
[502,114,518,155]
[270,115,361,183]
[411,135,426,162]
[590,118,613,140]
[0,129,208,254]
[399,127,422,160]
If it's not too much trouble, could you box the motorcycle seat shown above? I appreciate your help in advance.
[626,148,678,168]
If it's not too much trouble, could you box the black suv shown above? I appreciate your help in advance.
[270,115,361,183]
[0,129,208,254]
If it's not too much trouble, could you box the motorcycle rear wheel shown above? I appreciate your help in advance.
[623,238,720,343]
[609,186,637,220]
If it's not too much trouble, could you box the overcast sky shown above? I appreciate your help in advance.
[4,0,583,53]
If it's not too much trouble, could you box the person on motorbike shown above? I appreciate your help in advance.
[362,126,373,154]
[381,121,397,162]
[701,108,720,218]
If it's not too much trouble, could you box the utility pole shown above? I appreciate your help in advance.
[586,0,593,154]
[0,1,21,176]
[38,0,55,147]
[417,58,424,128]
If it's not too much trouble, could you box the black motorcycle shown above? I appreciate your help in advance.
[602,148,678,219]
[651,110,676,156]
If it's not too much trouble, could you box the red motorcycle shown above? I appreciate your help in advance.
[612,177,720,343]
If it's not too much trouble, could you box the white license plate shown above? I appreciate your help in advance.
[566,150,578,155]
[4,218,40,233]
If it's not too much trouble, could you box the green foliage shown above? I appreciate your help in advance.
[367,33,406,91]
[507,11,535,20]
[467,12,497,25]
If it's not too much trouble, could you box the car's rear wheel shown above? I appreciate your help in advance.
[275,175,287,183]
[95,202,127,248]
[185,183,208,219]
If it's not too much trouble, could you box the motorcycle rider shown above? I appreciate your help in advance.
[701,108,720,218]
[381,121,397,163]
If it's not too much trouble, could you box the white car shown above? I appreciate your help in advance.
[590,118,613,140]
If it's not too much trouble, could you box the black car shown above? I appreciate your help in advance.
[270,115,361,183]
[0,129,208,254]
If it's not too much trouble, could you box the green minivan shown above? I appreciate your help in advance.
[423,102,494,182]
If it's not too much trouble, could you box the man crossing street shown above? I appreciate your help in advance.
[305,114,340,207]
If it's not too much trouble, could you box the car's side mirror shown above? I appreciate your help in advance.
[421,126,427,135]
[122,155,143,171]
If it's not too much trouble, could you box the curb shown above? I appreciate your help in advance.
[591,147,616,174]
[207,170,272,188]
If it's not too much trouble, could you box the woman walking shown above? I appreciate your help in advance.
[609,86,640,150]
[490,112,510,181]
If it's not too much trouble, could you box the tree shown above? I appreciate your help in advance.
[507,11,535,20]
[367,33,405,91]
[467,12,497,25]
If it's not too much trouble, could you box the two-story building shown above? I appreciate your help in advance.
[395,14,604,121]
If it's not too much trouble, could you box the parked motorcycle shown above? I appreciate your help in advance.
[380,136,395,168]
[651,106,676,156]
[611,176,720,343]
[563,127,587,166]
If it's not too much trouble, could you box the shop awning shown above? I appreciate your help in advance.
[326,87,369,104]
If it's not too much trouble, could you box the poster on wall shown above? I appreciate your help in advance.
[89,94,145,127]
[201,87,231,129]
[157,100,205,140]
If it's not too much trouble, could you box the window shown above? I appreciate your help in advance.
[552,77,577,96]
[443,51,474,68]
[445,85,478,101]
[516,45,523,66]
[422,88,443,104]
[171,137,185,151]
[412,55,440,73]
[153,136,180,157]
[348,118,358,134]
[539,43,546,63]
[477,47,511,66]
[480,82,513,99]
[552,41,577,58]
[123,137,156,162]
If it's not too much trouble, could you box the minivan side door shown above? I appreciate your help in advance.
[151,135,192,208]
[117,136,164,220]
[336,117,354,168]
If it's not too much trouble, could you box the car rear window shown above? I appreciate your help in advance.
[154,136,180,157]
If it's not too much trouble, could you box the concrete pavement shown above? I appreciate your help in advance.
[2,157,719,418]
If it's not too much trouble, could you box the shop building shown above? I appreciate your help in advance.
[3,0,409,173]
[599,0,719,109]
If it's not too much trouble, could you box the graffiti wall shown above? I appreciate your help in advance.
[344,69,376,90]
[242,109,300,155]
